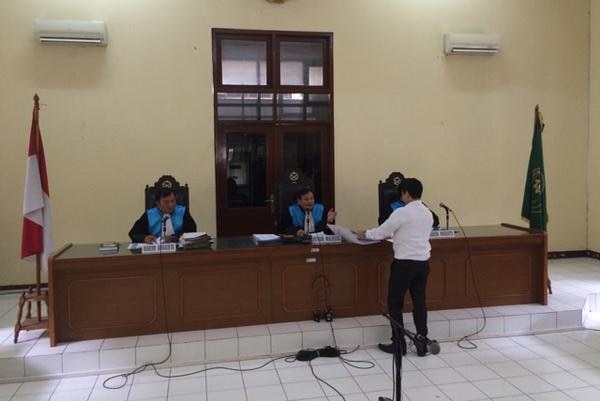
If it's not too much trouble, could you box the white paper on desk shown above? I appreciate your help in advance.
[253,234,280,242]
[182,232,207,240]
[327,224,380,245]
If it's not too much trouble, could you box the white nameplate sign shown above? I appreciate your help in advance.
[430,229,456,239]
[141,243,177,254]
[311,233,342,244]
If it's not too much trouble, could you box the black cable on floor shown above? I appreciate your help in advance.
[449,210,488,350]
[105,354,296,389]
[104,241,175,389]
[103,234,376,396]
[308,360,346,400]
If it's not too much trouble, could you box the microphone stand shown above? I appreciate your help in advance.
[379,313,417,401]
[445,209,449,230]
[439,204,451,230]
[162,215,169,244]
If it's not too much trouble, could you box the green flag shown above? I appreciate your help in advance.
[521,105,548,230]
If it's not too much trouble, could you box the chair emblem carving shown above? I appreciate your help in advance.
[145,175,190,210]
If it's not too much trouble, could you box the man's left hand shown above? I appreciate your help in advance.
[327,208,337,223]
[355,230,366,240]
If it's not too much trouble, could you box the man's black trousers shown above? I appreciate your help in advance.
[388,258,430,339]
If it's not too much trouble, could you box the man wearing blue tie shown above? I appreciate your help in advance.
[279,188,337,237]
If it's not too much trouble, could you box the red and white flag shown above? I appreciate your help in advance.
[21,96,53,269]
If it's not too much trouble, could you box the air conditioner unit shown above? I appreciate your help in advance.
[34,19,107,46]
[443,33,500,55]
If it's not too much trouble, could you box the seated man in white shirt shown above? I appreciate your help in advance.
[356,178,433,356]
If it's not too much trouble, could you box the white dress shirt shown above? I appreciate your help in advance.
[164,218,175,237]
[304,209,315,233]
[366,200,433,261]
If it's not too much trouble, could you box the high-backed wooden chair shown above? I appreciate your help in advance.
[378,172,405,224]
[377,171,440,227]
[145,175,190,210]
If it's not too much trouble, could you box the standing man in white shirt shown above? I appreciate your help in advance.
[356,178,433,356]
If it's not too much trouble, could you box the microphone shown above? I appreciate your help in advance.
[162,214,170,238]
[439,202,452,212]
[414,334,441,355]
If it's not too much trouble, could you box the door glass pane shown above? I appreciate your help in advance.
[221,40,267,85]
[280,41,324,86]
[226,133,267,208]
[283,132,322,198]
[217,93,273,120]
[277,93,330,121]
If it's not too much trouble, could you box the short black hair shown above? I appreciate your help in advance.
[296,187,313,200]
[399,178,423,199]
[155,187,175,202]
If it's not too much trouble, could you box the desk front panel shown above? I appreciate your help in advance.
[49,226,546,344]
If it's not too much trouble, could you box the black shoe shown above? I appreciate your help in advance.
[413,337,428,357]
[378,340,407,355]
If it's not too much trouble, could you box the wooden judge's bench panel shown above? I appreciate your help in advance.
[48,225,547,345]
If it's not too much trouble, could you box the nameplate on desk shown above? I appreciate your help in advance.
[311,233,342,244]
[141,243,177,254]
[430,229,456,239]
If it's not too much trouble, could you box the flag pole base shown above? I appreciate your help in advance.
[14,287,49,343]
[14,254,49,343]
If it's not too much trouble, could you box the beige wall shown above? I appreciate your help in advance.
[590,0,600,253]
[0,0,591,285]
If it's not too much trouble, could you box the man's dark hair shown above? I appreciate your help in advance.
[155,187,175,202]
[296,187,313,200]
[399,178,423,199]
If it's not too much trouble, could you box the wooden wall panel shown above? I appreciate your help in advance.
[68,276,157,330]
[467,252,533,303]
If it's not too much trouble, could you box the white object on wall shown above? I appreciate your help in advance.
[443,33,500,55]
[34,19,107,46]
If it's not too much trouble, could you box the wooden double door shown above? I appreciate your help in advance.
[216,123,333,236]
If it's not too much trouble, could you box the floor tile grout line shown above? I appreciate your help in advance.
[274,354,295,401]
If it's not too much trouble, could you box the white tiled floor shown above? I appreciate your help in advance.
[1,257,600,400]
[4,329,600,400]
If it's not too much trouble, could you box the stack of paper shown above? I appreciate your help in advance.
[180,232,212,250]
[99,241,119,254]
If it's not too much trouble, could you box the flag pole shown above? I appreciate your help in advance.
[33,94,42,323]
[14,93,49,343]
[36,254,41,322]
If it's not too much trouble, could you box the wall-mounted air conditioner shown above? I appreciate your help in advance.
[34,19,107,46]
[443,33,500,55]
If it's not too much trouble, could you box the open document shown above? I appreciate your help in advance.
[327,224,380,245]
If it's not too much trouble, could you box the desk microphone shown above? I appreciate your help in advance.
[439,202,452,212]
[439,203,452,230]
[162,214,170,239]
